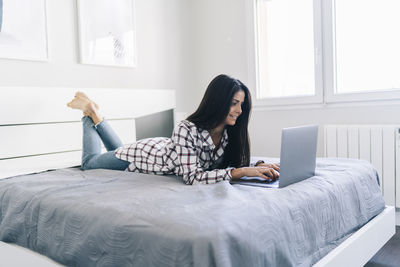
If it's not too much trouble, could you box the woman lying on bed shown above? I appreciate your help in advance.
[67,74,280,184]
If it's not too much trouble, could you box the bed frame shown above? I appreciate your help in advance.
[0,87,395,266]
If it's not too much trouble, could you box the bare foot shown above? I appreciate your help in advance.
[67,96,103,125]
[67,96,91,111]
[75,92,99,110]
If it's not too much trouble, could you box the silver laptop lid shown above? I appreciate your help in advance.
[279,125,318,188]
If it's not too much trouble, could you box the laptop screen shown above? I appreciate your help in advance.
[279,125,318,188]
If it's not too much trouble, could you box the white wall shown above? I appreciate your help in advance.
[180,0,250,115]
[186,0,400,157]
[0,0,188,111]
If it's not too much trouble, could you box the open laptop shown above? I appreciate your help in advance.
[232,125,318,188]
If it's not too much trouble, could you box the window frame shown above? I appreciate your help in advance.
[248,0,400,109]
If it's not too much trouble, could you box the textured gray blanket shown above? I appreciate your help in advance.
[0,158,385,267]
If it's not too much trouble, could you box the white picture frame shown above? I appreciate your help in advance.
[77,0,137,68]
[0,0,49,62]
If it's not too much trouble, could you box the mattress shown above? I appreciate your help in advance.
[0,158,385,267]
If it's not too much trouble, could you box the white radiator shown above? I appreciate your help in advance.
[324,125,400,207]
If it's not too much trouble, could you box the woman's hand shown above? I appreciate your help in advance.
[231,167,279,181]
[256,163,280,172]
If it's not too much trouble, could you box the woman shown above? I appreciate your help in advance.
[67,74,279,185]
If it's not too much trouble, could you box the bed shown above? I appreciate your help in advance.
[0,87,395,267]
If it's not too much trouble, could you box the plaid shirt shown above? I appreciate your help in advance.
[114,120,234,185]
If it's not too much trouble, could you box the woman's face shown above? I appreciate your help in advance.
[224,90,245,126]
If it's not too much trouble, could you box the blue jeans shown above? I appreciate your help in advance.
[81,116,130,171]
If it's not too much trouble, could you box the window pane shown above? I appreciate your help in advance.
[256,0,315,98]
[335,0,400,94]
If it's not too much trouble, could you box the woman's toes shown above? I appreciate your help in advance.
[67,99,76,107]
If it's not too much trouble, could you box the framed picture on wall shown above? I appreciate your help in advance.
[0,0,49,62]
[77,0,137,68]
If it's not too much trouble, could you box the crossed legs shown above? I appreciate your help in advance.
[67,92,130,171]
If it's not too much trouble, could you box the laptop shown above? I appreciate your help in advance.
[232,125,318,188]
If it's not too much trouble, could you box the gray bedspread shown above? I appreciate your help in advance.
[0,158,385,267]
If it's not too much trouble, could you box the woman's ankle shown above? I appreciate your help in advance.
[90,112,103,125]
[84,102,103,125]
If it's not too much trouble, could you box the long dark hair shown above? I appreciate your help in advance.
[186,74,252,168]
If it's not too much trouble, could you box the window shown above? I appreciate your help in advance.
[256,0,315,98]
[255,0,400,106]
[334,0,400,94]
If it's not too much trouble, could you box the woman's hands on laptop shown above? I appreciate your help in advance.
[256,163,280,172]
[231,166,280,181]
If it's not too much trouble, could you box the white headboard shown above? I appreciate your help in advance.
[0,87,175,179]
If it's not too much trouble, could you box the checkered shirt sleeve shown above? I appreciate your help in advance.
[172,122,234,185]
